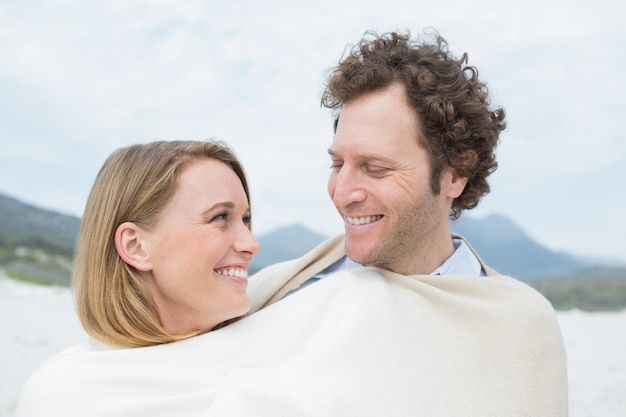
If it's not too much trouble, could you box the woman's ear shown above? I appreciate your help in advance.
[115,222,152,272]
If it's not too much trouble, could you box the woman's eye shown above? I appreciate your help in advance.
[243,215,252,226]
[211,211,229,222]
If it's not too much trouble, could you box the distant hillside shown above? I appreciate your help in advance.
[2,189,623,310]
[528,267,626,311]
[249,218,626,310]
[450,214,591,280]
[0,190,621,289]
[0,193,80,254]
[251,215,599,280]
[0,193,80,285]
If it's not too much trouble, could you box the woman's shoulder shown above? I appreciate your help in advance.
[16,340,105,416]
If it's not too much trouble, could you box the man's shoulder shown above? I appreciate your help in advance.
[479,273,559,322]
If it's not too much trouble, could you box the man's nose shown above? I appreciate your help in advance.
[330,166,366,208]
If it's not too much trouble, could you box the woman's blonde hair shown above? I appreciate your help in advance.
[73,140,251,348]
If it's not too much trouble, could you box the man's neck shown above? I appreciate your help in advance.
[374,232,457,276]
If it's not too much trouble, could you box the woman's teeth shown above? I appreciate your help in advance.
[215,268,248,278]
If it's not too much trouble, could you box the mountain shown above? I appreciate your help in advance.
[0,191,615,283]
[0,193,80,285]
[250,214,602,280]
[0,193,80,254]
[450,214,592,280]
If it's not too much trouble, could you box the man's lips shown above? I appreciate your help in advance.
[345,215,383,225]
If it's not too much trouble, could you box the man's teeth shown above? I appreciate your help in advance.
[346,215,383,225]
[216,268,248,278]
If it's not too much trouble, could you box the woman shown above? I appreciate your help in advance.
[71,139,259,348]
[17,140,261,415]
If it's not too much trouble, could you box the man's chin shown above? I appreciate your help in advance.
[344,240,370,265]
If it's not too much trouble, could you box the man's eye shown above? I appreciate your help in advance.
[330,160,343,169]
[366,165,388,175]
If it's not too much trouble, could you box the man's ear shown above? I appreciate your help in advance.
[446,150,476,198]
[444,167,470,199]
[115,222,152,272]
[448,170,467,198]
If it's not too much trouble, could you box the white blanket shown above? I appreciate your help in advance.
[17,267,567,416]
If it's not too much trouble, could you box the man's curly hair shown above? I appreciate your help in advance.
[321,30,506,220]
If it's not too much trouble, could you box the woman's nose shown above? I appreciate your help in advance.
[235,227,260,257]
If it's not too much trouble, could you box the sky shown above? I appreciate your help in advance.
[0,0,624,263]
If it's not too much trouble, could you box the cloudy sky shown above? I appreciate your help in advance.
[1,0,624,263]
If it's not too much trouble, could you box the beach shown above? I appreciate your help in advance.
[1,272,624,416]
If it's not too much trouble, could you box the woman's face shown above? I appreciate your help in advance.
[139,158,260,333]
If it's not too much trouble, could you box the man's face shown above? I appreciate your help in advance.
[327,83,466,275]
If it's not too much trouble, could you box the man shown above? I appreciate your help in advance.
[242,30,567,416]
[248,29,519,302]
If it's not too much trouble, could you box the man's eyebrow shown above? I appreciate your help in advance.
[328,148,394,164]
